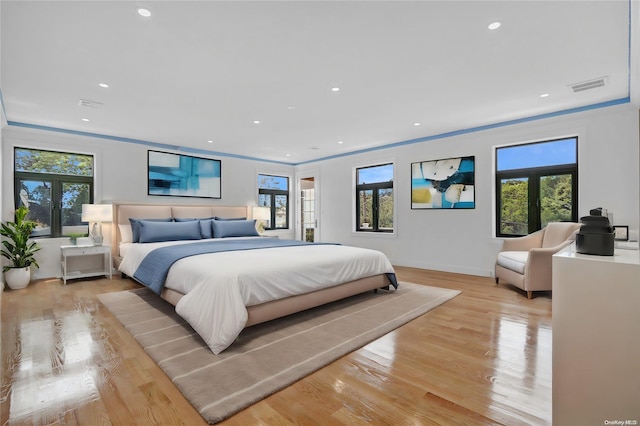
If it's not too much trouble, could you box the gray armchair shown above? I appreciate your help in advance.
[495,222,580,299]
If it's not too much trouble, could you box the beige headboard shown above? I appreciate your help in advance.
[111,202,250,263]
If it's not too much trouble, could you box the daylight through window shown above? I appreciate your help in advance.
[495,137,578,237]
[356,163,394,232]
[258,174,289,230]
[14,148,94,238]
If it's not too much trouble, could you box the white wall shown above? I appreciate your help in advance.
[1,104,639,280]
[309,104,640,277]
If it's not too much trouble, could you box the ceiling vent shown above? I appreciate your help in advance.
[569,77,606,93]
[78,99,103,108]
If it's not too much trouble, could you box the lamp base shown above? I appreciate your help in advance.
[90,222,103,246]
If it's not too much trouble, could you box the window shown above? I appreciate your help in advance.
[14,148,94,238]
[496,137,577,237]
[356,163,394,232]
[258,174,289,230]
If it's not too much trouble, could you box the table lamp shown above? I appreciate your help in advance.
[252,206,271,234]
[81,204,112,245]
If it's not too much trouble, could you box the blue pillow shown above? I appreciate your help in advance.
[174,217,214,238]
[129,218,173,243]
[138,220,202,243]
[214,216,246,221]
[198,219,214,239]
[212,219,259,238]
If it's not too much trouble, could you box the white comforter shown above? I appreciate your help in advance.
[118,238,395,354]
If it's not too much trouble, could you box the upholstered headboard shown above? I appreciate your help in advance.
[111,202,250,264]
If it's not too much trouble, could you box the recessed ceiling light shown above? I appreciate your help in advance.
[414,122,421,126]
[137,8,151,17]
[285,153,291,157]
[287,106,295,110]
[253,120,260,124]
[207,140,214,143]
[338,141,344,144]
[81,118,90,122]
[540,93,550,98]
[488,22,501,30]
[98,83,109,88]
[331,87,340,92]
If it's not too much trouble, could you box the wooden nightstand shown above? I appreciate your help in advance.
[60,244,112,285]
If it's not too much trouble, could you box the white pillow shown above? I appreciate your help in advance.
[119,224,133,243]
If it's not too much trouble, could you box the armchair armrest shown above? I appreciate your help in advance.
[525,240,575,292]
[500,228,545,252]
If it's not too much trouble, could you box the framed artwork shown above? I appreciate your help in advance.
[148,150,221,198]
[614,225,629,241]
[411,156,475,209]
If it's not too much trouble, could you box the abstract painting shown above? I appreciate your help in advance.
[148,150,221,198]
[411,156,475,209]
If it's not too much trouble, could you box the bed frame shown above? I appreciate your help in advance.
[111,202,393,327]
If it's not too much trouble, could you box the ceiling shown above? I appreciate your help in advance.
[1,1,637,164]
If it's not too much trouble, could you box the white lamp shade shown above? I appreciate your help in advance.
[81,204,113,223]
[252,206,270,220]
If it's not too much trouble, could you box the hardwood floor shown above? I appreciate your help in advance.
[1,267,552,425]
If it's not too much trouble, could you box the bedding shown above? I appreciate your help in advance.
[118,236,397,354]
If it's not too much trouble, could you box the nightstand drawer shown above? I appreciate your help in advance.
[61,245,109,256]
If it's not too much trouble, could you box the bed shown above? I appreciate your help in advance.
[112,202,397,354]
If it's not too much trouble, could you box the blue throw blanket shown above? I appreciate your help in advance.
[133,238,397,294]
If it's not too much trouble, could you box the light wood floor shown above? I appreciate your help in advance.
[1,267,552,425]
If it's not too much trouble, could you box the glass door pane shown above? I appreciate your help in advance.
[258,194,272,229]
[301,186,315,242]
[540,174,573,227]
[358,189,373,229]
[378,188,393,231]
[274,195,287,228]
[500,177,529,236]
[62,182,91,236]
[17,179,52,237]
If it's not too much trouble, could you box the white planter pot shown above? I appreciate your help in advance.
[5,267,31,290]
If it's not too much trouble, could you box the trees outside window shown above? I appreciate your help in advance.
[258,174,289,230]
[496,137,577,236]
[356,163,393,232]
[14,148,94,238]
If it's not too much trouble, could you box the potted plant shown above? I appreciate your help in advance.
[66,233,86,245]
[1,206,41,289]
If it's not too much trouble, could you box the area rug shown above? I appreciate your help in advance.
[98,282,460,424]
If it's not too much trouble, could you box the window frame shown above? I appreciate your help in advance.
[257,173,290,230]
[355,163,394,233]
[13,147,95,238]
[495,137,578,237]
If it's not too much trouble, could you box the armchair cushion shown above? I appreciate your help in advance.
[496,251,529,274]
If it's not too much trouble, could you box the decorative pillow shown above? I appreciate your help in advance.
[173,217,214,239]
[198,219,214,239]
[129,218,173,243]
[138,220,202,243]
[214,216,246,221]
[212,219,259,238]
[119,224,133,243]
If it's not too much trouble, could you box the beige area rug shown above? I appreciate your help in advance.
[98,282,460,424]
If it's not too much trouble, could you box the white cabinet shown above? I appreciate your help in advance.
[60,244,112,285]
[552,244,640,424]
